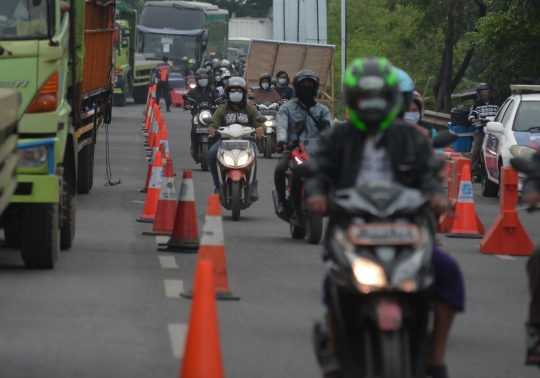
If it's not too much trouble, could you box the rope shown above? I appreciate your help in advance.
[104,102,121,186]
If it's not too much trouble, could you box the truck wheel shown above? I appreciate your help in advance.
[4,214,21,247]
[114,81,128,107]
[77,144,94,194]
[133,85,148,104]
[60,179,76,250]
[20,203,60,269]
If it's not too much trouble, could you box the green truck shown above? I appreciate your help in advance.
[113,2,160,106]
[0,0,116,268]
[0,90,19,217]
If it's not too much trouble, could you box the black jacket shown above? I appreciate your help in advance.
[305,119,444,198]
[185,86,223,114]
[468,98,502,131]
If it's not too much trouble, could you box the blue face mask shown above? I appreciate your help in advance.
[229,92,243,103]
[261,83,270,90]
[279,79,287,85]
[206,66,212,71]
[198,79,208,87]
[404,112,421,124]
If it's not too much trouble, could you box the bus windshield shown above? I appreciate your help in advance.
[140,6,204,30]
[0,0,49,39]
[141,34,199,62]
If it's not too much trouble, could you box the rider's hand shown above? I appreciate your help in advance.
[306,195,327,216]
[524,192,540,209]
[208,128,216,136]
[471,119,478,124]
[184,105,192,110]
[276,141,286,153]
[255,127,264,138]
[219,104,225,107]
[430,195,452,216]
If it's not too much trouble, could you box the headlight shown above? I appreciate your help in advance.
[18,147,47,168]
[223,153,235,167]
[199,110,212,125]
[265,120,273,126]
[237,153,249,167]
[510,145,537,160]
[189,83,196,89]
[352,257,387,288]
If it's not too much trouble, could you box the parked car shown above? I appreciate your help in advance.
[481,93,540,197]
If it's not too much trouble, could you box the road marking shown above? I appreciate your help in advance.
[168,323,188,359]
[159,255,178,269]
[496,255,516,260]
[132,200,144,204]
[155,235,170,245]
[164,279,184,298]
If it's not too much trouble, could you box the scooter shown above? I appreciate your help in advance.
[255,101,280,159]
[183,95,218,171]
[213,122,260,221]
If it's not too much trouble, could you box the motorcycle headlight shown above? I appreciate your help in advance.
[199,110,212,125]
[189,83,196,89]
[18,146,47,168]
[352,257,387,288]
[265,120,273,127]
[223,153,235,167]
[237,153,249,167]
[510,145,537,160]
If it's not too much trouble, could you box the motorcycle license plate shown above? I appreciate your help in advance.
[376,299,402,331]
[222,141,249,150]
[261,109,277,115]
[349,224,419,246]
[195,127,208,133]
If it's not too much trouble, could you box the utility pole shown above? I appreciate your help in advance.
[341,0,347,78]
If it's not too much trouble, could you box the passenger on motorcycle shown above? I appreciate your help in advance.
[213,65,225,94]
[184,69,224,153]
[221,70,231,88]
[251,73,282,104]
[207,77,266,199]
[305,57,464,378]
[274,71,295,100]
[274,69,332,216]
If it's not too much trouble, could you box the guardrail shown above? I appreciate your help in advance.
[424,110,451,128]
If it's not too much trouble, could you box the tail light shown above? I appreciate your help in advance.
[27,71,58,113]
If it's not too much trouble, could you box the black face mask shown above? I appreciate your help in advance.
[296,86,317,106]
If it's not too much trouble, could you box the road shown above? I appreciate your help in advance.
[0,98,539,378]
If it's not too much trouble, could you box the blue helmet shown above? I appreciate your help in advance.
[395,67,415,111]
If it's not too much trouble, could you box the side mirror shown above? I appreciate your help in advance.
[510,157,536,173]
[486,122,504,133]
[432,131,458,149]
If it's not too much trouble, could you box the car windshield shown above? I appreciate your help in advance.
[0,0,48,39]
[513,101,540,131]
[140,34,199,63]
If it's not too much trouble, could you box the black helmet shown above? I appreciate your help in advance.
[259,73,273,88]
[476,82,493,99]
[343,57,403,133]
[292,69,320,94]
[225,77,247,100]
[195,68,209,81]
[213,63,223,72]
[203,60,212,69]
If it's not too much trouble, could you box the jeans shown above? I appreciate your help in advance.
[208,140,258,187]
[156,81,171,109]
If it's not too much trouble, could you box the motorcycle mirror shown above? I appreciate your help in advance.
[291,162,318,178]
[510,157,536,173]
[432,131,458,149]
[255,116,267,124]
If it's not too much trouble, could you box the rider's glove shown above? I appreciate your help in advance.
[276,141,286,153]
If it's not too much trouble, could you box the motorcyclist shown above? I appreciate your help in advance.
[203,60,213,73]
[215,69,229,97]
[184,69,224,154]
[305,57,464,378]
[221,70,231,91]
[220,59,231,71]
[468,83,502,182]
[182,58,197,77]
[274,69,332,216]
[274,71,295,100]
[212,64,224,88]
[270,77,277,89]
[207,77,265,199]
[251,73,281,104]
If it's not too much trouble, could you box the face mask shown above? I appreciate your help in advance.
[404,111,421,124]
[279,79,287,85]
[296,86,317,106]
[215,76,221,81]
[229,92,243,103]
[198,79,208,87]
[262,83,270,90]
[206,66,212,70]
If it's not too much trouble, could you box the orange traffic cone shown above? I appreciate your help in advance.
[142,156,177,236]
[182,194,239,300]
[141,130,162,193]
[159,124,170,157]
[146,104,160,147]
[446,163,485,238]
[143,97,155,131]
[158,170,200,252]
[137,150,163,223]
[179,260,225,378]
[480,167,533,256]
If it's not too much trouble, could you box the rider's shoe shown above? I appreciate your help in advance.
[214,186,220,196]
[166,107,171,112]
[251,185,259,202]
[277,200,289,217]
[526,322,540,365]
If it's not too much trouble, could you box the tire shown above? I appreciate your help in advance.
[232,181,241,221]
[290,223,306,239]
[60,179,76,250]
[133,85,148,104]
[265,135,272,159]
[77,144,94,194]
[378,331,408,378]
[114,82,128,107]
[306,214,323,245]
[20,203,60,269]
[481,162,499,197]
[200,143,210,171]
[4,214,21,248]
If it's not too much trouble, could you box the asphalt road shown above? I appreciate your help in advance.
[1,98,539,378]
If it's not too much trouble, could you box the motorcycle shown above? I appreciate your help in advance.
[210,116,266,221]
[182,95,218,172]
[255,101,280,159]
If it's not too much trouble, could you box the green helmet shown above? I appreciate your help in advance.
[343,57,402,133]
[188,59,196,68]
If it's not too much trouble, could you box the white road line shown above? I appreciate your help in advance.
[132,200,144,203]
[168,323,188,359]
[159,255,179,269]
[496,255,516,260]
[164,279,184,298]
[155,235,170,245]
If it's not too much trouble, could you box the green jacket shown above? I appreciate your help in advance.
[210,102,265,132]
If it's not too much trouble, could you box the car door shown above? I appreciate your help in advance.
[485,99,515,181]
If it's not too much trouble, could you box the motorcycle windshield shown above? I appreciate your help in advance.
[331,182,428,219]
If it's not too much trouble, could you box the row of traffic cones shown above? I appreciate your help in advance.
[138,86,234,376]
